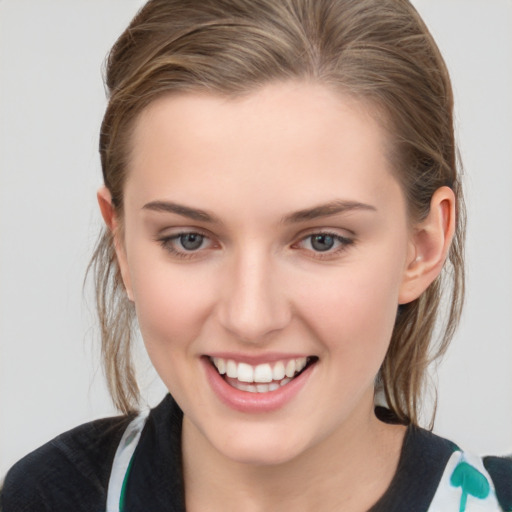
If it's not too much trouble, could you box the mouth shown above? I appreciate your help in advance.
[208,355,318,394]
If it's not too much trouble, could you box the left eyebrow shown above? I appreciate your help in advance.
[282,200,377,224]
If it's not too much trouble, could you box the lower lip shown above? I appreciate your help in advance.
[203,357,315,413]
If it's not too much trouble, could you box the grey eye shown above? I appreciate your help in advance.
[310,234,335,252]
[179,233,204,250]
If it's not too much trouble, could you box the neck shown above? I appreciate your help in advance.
[182,398,406,512]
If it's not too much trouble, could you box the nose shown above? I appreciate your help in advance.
[217,247,291,344]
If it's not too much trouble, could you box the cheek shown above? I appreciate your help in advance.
[128,261,220,402]
[293,259,403,359]
[128,255,217,354]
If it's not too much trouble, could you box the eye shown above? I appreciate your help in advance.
[158,231,215,259]
[310,234,336,252]
[295,232,354,256]
[178,233,205,251]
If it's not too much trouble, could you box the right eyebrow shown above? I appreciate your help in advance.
[142,200,220,223]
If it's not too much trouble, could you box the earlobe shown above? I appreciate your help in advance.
[398,186,456,304]
[96,187,134,301]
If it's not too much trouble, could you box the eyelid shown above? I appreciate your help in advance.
[156,223,211,237]
[295,227,354,243]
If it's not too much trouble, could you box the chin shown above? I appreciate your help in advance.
[223,444,303,467]
[211,425,312,467]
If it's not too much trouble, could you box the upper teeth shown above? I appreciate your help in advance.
[212,357,308,383]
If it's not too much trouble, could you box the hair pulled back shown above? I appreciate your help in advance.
[92,0,465,425]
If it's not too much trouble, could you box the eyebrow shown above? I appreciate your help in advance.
[142,199,376,224]
[282,200,377,224]
[142,201,220,223]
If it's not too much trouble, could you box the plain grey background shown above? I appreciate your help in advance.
[1,0,511,477]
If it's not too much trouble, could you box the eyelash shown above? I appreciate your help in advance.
[157,230,354,260]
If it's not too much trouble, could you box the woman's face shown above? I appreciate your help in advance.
[117,82,417,465]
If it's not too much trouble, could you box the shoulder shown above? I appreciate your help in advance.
[373,422,512,512]
[371,425,459,511]
[483,455,512,511]
[1,414,134,512]
[422,430,512,512]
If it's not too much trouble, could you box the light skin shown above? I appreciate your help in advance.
[98,82,455,511]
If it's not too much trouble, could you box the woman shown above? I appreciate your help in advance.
[2,0,511,511]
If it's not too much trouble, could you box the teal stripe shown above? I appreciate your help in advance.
[119,455,135,512]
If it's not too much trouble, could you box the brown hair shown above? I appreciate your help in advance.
[91,0,465,425]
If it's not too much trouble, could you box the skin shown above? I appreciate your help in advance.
[99,81,455,511]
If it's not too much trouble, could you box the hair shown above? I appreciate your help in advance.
[90,0,465,425]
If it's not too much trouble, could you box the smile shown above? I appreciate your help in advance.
[209,356,317,393]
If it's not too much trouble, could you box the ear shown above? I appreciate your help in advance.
[97,187,134,301]
[398,186,456,305]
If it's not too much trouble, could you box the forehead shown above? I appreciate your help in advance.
[125,82,401,217]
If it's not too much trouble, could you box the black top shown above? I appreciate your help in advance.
[2,394,511,512]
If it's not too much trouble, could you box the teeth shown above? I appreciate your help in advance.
[226,360,237,378]
[285,359,296,378]
[213,357,226,375]
[238,383,256,393]
[211,356,310,386]
[296,358,307,372]
[237,362,254,383]
[229,378,294,393]
[272,361,285,380]
[254,363,273,383]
